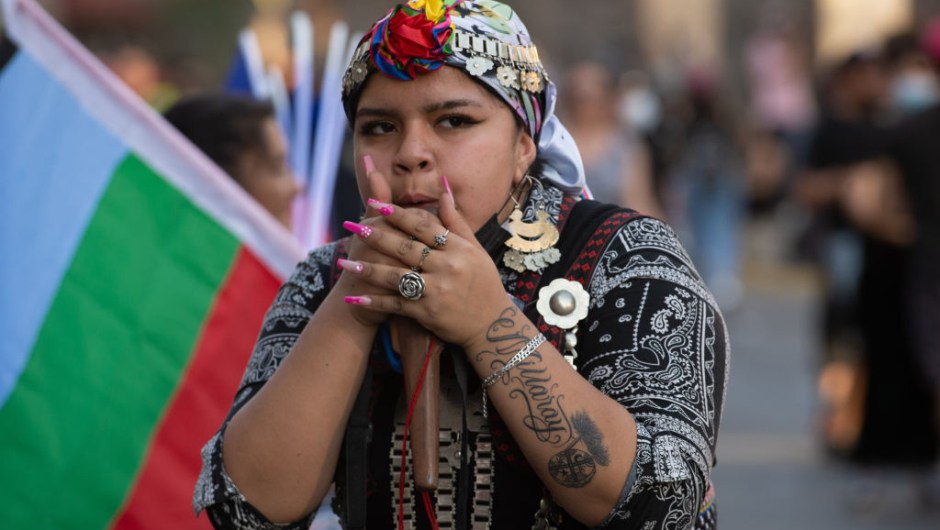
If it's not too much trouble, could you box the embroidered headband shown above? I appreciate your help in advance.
[341,0,585,194]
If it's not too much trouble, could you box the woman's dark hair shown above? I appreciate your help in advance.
[163,93,276,182]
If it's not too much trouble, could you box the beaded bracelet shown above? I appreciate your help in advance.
[481,333,546,419]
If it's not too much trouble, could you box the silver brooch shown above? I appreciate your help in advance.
[497,65,520,89]
[536,278,590,367]
[343,60,369,94]
[466,56,494,77]
[523,71,543,93]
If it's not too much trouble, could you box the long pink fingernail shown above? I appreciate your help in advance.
[367,198,395,216]
[441,175,453,197]
[363,155,375,175]
[338,259,364,273]
[344,296,372,306]
[343,221,373,238]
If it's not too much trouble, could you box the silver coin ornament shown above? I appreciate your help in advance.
[537,278,590,330]
[536,278,590,366]
[549,290,576,316]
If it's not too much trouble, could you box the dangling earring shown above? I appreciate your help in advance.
[502,177,560,273]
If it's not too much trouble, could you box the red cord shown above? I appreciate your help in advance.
[422,491,439,530]
[397,337,440,530]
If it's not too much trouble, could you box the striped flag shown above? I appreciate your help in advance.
[0,1,306,529]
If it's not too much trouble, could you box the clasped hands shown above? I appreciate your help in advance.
[336,180,509,354]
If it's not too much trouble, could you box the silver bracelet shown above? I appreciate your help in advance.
[481,333,546,419]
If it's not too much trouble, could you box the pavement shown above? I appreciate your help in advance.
[712,218,940,530]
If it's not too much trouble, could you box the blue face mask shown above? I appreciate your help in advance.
[891,72,940,113]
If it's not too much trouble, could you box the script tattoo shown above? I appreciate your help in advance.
[476,305,610,488]
[508,353,572,444]
[507,350,611,488]
[475,305,530,365]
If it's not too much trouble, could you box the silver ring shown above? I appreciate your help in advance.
[398,271,426,300]
[433,229,450,248]
[412,246,431,272]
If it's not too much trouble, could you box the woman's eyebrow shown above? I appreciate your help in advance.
[356,99,483,121]
[420,99,483,113]
[355,107,398,120]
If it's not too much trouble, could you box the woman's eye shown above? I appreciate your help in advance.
[440,115,478,129]
[359,121,396,136]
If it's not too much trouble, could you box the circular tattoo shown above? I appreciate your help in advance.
[547,448,596,488]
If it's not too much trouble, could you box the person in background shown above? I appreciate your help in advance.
[884,31,940,121]
[743,11,817,215]
[671,68,746,311]
[164,93,301,229]
[795,52,885,455]
[562,61,662,218]
[884,17,940,507]
[799,48,937,490]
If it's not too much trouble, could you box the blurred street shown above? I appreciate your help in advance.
[713,217,939,530]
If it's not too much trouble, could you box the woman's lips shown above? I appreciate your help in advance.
[396,193,438,211]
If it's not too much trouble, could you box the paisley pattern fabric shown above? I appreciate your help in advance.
[193,186,729,529]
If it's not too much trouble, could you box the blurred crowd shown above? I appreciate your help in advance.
[88,0,940,514]
[531,11,940,510]
[789,20,940,506]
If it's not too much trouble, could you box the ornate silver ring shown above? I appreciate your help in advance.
[398,271,426,300]
[433,229,450,249]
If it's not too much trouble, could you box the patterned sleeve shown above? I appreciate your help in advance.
[578,218,729,529]
[192,244,341,530]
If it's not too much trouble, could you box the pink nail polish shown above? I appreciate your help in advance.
[367,198,395,216]
[338,259,364,273]
[343,221,373,238]
[344,296,372,306]
[441,175,453,197]
[363,155,375,175]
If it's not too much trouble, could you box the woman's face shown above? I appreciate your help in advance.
[352,66,537,231]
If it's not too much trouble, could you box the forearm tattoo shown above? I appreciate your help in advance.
[475,306,530,361]
[477,306,610,488]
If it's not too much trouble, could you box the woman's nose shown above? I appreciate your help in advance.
[393,125,434,174]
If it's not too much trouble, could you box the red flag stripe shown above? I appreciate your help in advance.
[111,247,283,529]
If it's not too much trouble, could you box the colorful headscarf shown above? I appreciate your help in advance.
[341,0,585,194]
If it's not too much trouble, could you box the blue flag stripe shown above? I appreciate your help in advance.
[0,51,126,407]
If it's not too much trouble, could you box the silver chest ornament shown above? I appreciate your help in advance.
[536,278,590,367]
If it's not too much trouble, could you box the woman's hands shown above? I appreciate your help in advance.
[339,176,510,350]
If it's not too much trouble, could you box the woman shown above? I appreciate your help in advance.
[194,2,728,529]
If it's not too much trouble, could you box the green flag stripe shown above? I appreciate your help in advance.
[0,154,239,529]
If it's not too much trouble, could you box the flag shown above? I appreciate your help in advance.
[0,0,306,528]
